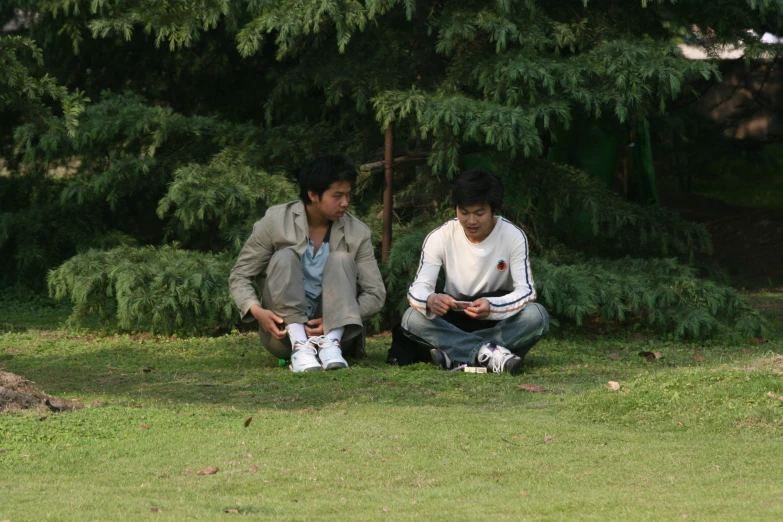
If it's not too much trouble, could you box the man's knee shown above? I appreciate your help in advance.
[513,302,549,329]
[401,306,427,333]
[268,249,300,273]
[528,302,550,329]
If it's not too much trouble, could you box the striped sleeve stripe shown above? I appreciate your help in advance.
[489,298,536,315]
[407,292,427,304]
[407,296,427,310]
[487,287,535,308]
[500,217,534,289]
[487,218,536,310]
[411,219,454,280]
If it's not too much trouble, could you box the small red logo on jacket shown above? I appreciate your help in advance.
[496,259,508,271]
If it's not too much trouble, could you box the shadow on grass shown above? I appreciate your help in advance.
[1,332,566,412]
[4,325,779,417]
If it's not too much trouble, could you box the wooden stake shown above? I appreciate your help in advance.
[382,124,394,263]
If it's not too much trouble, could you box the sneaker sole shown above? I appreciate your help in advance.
[290,364,323,372]
[324,361,348,370]
[430,348,451,370]
[504,356,524,375]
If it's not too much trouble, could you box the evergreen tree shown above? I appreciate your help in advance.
[3,1,780,336]
[0,31,88,286]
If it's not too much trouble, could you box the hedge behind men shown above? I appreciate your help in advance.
[229,155,386,372]
[402,168,549,374]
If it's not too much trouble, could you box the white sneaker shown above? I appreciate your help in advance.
[476,343,523,375]
[290,340,323,372]
[310,336,349,370]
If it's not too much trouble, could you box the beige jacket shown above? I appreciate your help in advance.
[229,200,386,321]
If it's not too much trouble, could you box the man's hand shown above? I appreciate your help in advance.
[250,305,287,340]
[426,293,458,316]
[464,298,491,320]
[305,317,324,337]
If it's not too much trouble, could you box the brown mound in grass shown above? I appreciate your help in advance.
[0,371,83,413]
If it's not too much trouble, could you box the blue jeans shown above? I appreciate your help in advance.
[400,303,550,365]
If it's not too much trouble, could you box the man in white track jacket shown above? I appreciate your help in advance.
[401,169,549,375]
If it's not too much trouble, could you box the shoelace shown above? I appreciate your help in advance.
[294,340,317,354]
[479,348,513,373]
[310,336,339,349]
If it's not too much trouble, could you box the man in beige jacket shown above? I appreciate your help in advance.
[229,155,386,372]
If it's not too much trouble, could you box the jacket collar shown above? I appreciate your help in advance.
[293,200,308,239]
[331,212,345,247]
[293,200,346,245]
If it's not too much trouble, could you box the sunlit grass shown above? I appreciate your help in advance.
[1,295,783,520]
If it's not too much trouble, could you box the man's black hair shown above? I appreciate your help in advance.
[298,154,357,205]
[452,168,504,213]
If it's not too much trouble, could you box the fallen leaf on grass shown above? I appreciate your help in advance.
[693,355,705,362]
[196,467,219,475]
[766,392,783,401]
[518,384,548,392]
[225,509,239,514]
[244,417,252,428]
[140,424,150,429]
[520,490,528,496]
[607,353,622,361]
[382,508,389,513]
[677,422,684,426]
[608,381,621,391]
[249,465,259,472]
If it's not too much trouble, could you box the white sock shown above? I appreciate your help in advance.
[326,327,344,342]
[287,323,307,344]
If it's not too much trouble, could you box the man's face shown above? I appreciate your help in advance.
[456,203,494,243]
[309,180,352,221]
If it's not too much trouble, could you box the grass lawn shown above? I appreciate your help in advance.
[1,297,782,521]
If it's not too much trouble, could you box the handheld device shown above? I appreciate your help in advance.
[451,301,472,311]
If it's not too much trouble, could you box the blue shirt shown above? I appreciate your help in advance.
[302,239,330,318]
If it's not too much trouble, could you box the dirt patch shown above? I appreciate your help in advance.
[745,355,783,376]
[661,189,783,289]
[0,371,83,413]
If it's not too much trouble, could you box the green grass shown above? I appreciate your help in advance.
[2,298,783,520]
